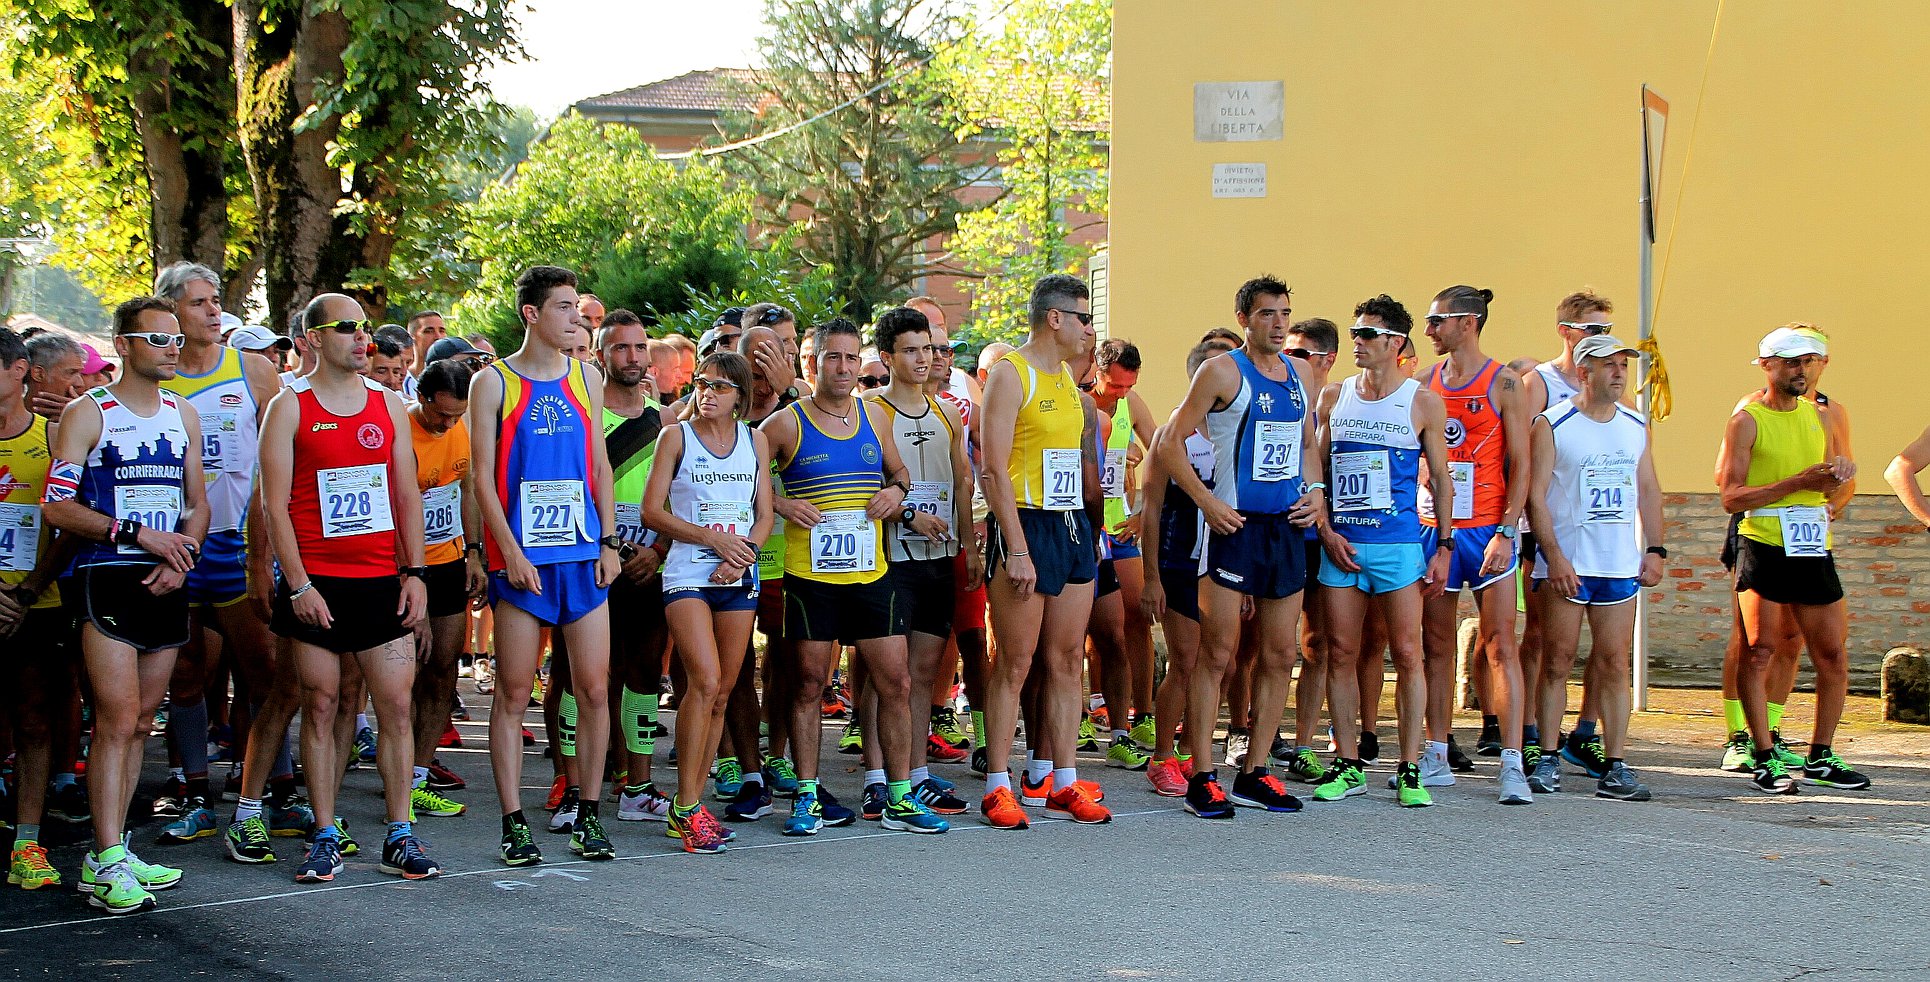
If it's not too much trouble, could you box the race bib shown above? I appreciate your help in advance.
[1041,448,1082,511]
[1331,451,1392,512]
[614,501,646,546]
[1580,464,1635,525]
[520,480,587,549]
[1251,419,1302,483]
[696,499,754,562]
[318,463,394,540]
[201,409,240,476]
[1420,460,1475,521]
[810,509,877,574]
[422,483,461,546]
[1779,505,1829,557]
[899,480,951,541]
[0,502,41,572]
[1102,448,1128,498]
[114,485,183,555]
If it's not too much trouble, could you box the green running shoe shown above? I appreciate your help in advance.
[1769,731,1806,770]
[1720,731,1754,773]
[762,755,800,797]
[1311,761,1366,802]
[1126,714,1157,752]
[1105,737,1151,771]
[225,815,277,864]
[1395,762,1434,808]
[85,848,155,916]
[500,818,542,866]
[1077,715,1100,751]
[412,784,466,818]
[570,813,616,859]
[9,842,61,890]
[712,757,745,800]
[1284,746,1326,784]
[1522,741,1543,773]
[931,707,970,750]
[332,817,359,856]
[78,836,182,893]
[838,722,864,754]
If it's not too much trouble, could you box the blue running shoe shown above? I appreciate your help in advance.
[266,796,316,837]
[353,726,378,764]
[158,798,219,843]
[881,796,950,834]
[711,758,744,801]
[817,785,857,827]
[922,771,957,795]
[295,836,343,883]
[724,781,773,822]
[861,783,887,821]
[762,756,800,797]
[782,791,824,836]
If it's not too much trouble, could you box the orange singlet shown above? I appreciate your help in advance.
[1421,358,1508,527]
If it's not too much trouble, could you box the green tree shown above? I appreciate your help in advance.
[455,114,754,352]
[724,0,976,321]
[650,232,845,341]
[941,0,1109,341]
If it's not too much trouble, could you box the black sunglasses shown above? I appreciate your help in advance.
[1052,308,1094,327]
[313,319,373,335]
[858,374,889,388]
[1286,347,1331,360]
[757,306,793,325]
[694,377,742,393]
[1351,326,1404,342]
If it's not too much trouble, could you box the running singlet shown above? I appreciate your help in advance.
[159,345,259,533]
[1203,349,1308,516]
[1100,396,1140,534]
[73,387,191,570]
[662,421,759,593]
[1326,376,1422,544]
[1422,358,1507,526]
[1158,430,1216,572]
[1004,352,1083,511]
[603,403,663,551]
[936,385,989,526]
[287,377,398,578]
[485,359,601,569]
[0,415,59,607]
[874,393,959,562]
[1540,403,1647,578]
[779,400,887,584]
[411,412,470,567]
[1737,399,1829,552]
[1520,360,1583,536]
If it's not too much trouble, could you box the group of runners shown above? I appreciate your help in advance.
[0,263,1883,916]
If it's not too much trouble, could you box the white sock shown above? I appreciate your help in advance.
[1052,766,1078,792]
[863,768,886,787]
[985,772,1012,794]
[1500,748,1523,767]
[356,713,370,732]
[1426,740,1448,760]
[413,765,429,789]
[1025,758,1054,784]
[909,766,930,785]
[1111,729,1129,742]
[233,796,264,823]
[742,770,765,786]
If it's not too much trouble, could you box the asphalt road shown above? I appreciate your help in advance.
[5,681,1928,982]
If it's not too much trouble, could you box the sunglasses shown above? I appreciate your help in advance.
[756,306,793,325]
[1350,326,1406,341]
[694,377,742,393]
[1052,308,1094,327]
[127,332,185,349]
[313,319,373,335]
[1558,321,1615,335]
[1286,347,1331,360]
[1424,312,1477,327]
[858,375,889,388]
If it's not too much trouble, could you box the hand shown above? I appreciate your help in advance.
[1202,497,1245,536]
[30,387,76,420]
[1113,511,1141,546]
[963,540,985,591]
[247,562,275,624]
[999,551,1038,599]
[1288,490,1326,530]
[595,548,621,589]
[1320,527,1360,573]
[1125,442,1144,469]
[1139,576,1165,622]
[1639,553,1664,588]
[502,548,541,593]
[398,576,428,630]
[144,564,187,596]
[1421,547,1451,599]
[708,533,757,570]
[1479,531,1515,576]
[0,586,24,623]
[137,526,201,573]
[1240,594,1255,620]
[1830,454,1856,484]
[711,560,749,585]
[464,554,488,597]
[865,485,908,521]
[1796,462,1842,493]
[906,512,951,542]
[621,544,662,585]
[413,621,432,660]
[751,338,795,397]
[291,582,333,627]
[1545,555,1581,599]
[775,497,822,528]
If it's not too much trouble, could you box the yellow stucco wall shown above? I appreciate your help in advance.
[1112,1,1930,491]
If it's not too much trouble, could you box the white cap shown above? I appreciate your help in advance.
[1756,326,1827,362]
[228,324,292,351]
[218,311,245,336]
[1574,334,1638,362]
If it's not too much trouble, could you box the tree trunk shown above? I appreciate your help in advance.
[128,0,233,288]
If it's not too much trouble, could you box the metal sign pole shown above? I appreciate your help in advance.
[1635,85,1668,711]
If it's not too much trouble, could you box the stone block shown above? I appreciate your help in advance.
[1882,646,1930,725]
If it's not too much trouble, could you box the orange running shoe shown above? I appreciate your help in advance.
[544,774,569,811]
[980,786,1029,829]
[926,733,969,764]
[1044,783,1111,824]
[1147,756,1188,797]
[1019,772,1052,806]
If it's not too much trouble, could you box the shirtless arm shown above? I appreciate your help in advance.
[1416,389,1453,598]
[1157,355,1243,535]
[1884,421,1930,527]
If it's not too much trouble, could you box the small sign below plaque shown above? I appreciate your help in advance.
[1211,163,1267,198]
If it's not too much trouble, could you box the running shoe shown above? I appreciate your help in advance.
[922,771,958,794]
[1105,737,1150,771]
[570,813,615,859]
[1231,768,1303,812]
[1078,715,1101,751]
[545,774,569,811]
[500,818,542,866]
[1395,762,1434,808]
[1770,732,1807,770]
[1497,761,1534,805]
[295,836,344,883]
[821,687,850,720]
[1311,761,1366,802]
[1528,755,1561,794]
[1358,730,1381,766]
[451,694,470,722]
[1390,750,1456,789]
[669,806,729,854]
[151,777,186,820]
[881,796,951,834]
[1282,747,1325,784]
[1147,756,1189,797]
[1523,740,1543,774]
[763,756,801,796]
[548,788,579,833]
[861,783,888,821]
[1127,714,1158,753]
[48,782,89,823]
[331,817,360,856]
[712,758,745,800]
[913,778,969,815]
[1089,704,1110,731]
[267,795,316,837]
[1720,731,1755,773]
[724,781,773,822]
[782,791,824,836]
[521,726,536,747]
[78,838,182,893]
[618,783,672,822]
[1266,736,1294,767]
[1560,731,1609,779]
[159,798,219,842]
[86,852,155,915]
[838,722,864,754]
[932,707,971,750]
[1019,772,1052,806]
[221,766,241,802]
[1596,761,1653,801]
[1184,771,1234,819]
[980,786,1029,829]
[225,815,276,864]
[1222,726,1249,767]
[475,659,495,693]
[411,784,466,818]
[8,843,60,889]
[818,785,857,827]
[426,759,466,791]
[354,726,378,763]
[970,746,990,776]
[380,834,442,879]
[437,723,463,749]
[1045,783,1111,824]
[1803,752,1872,790]
[927,733,970,764]
[1476,720,1503,757]
[1446,735,1475,773]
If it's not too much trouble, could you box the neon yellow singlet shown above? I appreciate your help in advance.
[0,415,59,608]
[1737,399,1827,549]
[1004,352,1084,511]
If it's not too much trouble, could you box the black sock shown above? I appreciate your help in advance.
[269,775,298,803]
[1753,747,1773,765]
[1808,744,1831,763]
[1482,714,1499,728]
[186,776,210,802]
[503,810,526,833]
[578,799,599,818]
[1606,757,1625,767]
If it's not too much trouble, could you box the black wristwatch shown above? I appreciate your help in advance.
[465,542,485,559]
[900,505,919,525]
[599,534,627,551]
[399,566,430,580]
[1646,545,1669,559]
[1437,531,1455,552]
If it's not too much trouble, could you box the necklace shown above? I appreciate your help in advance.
[809,396,850,424]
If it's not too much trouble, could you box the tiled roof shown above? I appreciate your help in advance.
[575,68,765,115]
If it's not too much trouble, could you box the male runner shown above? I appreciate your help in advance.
[925,317,986,761]
[977,274,1111,828]
[260,294,439,882]
[44,296,209,913]
[760,319,946,835]
[1417,286,1532,803]
[1311,295,1453,807]
[1272,317,1342,782]
[1088,338,1158,765]
[1715,327,1865,793]
[1526,334,1664,801]
[1159,276,1322,817]
[469,266,624,864]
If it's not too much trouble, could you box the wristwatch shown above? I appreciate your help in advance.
[900,505,919,525]
[399,566,430,580]
[1437,531,1455,552]
[1646,545,1669,559]
[465,542,485,559]
[599,534,626,551]
[1497,524,1517,540]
